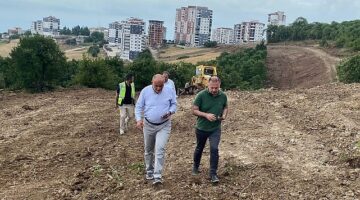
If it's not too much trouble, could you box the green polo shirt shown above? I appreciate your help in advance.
[193,89,228,132]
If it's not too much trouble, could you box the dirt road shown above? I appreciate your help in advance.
[1,83,359,199]
[266,45,341,90]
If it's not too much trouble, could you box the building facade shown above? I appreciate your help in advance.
[148,20,165,48]
[174,6,212,47]
[8,27,23,36]
[211,27,234,44]
[234,21,265,43]
[108,18,146,61]
[268,11,286,26]
[31,16,60,36]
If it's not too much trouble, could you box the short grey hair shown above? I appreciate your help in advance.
[209,76,221,83]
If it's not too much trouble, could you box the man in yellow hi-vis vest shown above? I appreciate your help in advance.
[116,74,135,135]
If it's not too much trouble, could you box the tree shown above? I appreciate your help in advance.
[80,27,90,36]
[9,35,67,91]
[88,45,100,57]
[74,57,118,89]
[128,49,158,90]
[204,41,217,48]
[337,55,360,83]
[60,26,72,35]
[72,25,81,36]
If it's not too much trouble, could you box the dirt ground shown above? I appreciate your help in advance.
[266,45,341,90]
[157,44,254,64]
[1,46,360,199]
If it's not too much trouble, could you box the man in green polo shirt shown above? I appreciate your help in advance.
[192,76,228,183]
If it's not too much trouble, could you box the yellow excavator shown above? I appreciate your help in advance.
[180,65,217,95]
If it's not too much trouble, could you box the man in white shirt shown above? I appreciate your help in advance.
[162,71,176,94]
[135,74,177,185]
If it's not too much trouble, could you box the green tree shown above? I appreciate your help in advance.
[72,25,81,36]
[337,55,360,83]
[74,57,118,89]
[9,35,67,91]
[60,26,72,35]
[88,45,100,57]
[128,49,158,90]
[80,27,90,36]
[204,41,217,48]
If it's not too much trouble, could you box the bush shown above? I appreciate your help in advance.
[88,45,100,57]
[177,55,190,60]
[73,57,118,90]
[217,47,267,90]
[204,41,217,48]
[337,55,360,83]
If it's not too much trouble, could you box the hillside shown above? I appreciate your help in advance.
[1,45,359,199]
[0,40,98,60]
[1,83,359,199]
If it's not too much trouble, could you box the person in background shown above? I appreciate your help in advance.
[116,73,135,135]
[191,76,228,184]
[163,71,176,94]
[135,74,177,185]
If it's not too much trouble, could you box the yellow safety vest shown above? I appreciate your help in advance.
[118,82,135,105]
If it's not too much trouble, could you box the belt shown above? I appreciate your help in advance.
[145,118,169,126]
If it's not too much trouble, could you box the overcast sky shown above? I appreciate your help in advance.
[0,0,359,39]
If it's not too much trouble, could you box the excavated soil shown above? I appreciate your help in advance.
[1,84,359,199]
[1,46,359,199]
[266,45,340,90]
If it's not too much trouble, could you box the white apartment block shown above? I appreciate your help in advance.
[234,21,265,43]
[31,16,60,37]
[8,27,23,36]
[211,28,234,44]
[108,18,146,61]
[174,6,213,47]
[268,11,286,26]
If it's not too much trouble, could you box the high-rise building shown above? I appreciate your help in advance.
[211,28,234,45]
[268,11,286,26]
[174,6,212,47]
[234,21,265,43]
[108,21,122,45]
[31,16,60,37]
[148,20,165,48]
[108,18,146,61]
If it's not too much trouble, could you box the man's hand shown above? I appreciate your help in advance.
[136,120,143,130]
[161,112,171,119]
[205,113,217,122]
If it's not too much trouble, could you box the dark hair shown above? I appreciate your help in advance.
[163,71,170,76]
[125,73,133,81]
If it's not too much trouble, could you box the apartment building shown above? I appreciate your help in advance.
[31,16,60,36]
[8,27,23,36]
[211,27,234,44]
[108,21,122,45]
[108,18,146,61]
[174,6,212,47]
[234,21,265,43]
[148,20,165,48]
[268,11,286,26]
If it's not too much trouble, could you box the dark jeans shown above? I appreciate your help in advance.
[193,128,221,176]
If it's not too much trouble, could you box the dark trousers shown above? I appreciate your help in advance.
[193,128,221,176]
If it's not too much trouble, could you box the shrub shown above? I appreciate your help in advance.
[337,55,360,83]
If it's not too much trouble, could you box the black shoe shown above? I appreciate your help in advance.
[192,167,200,175]
[210,174,219,183]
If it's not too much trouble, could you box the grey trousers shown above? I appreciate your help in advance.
[143,120,171,179]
